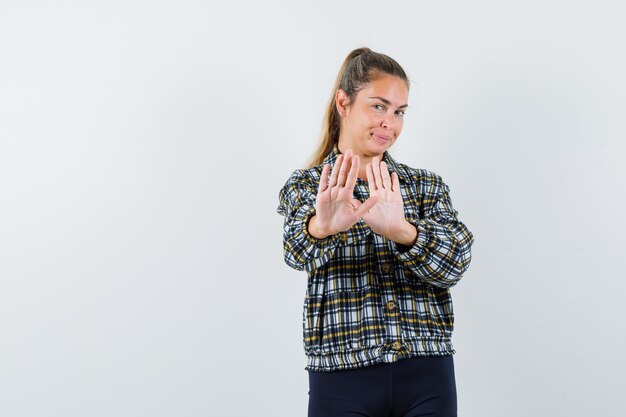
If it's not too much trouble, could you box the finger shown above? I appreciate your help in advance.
[337,149,352,187]
[329,154,344,187]
[366,162,376,191]
[345,154,360,191]
[391,171,400,193]
[372,157,384,189]
[355,195,380,219]
[318,163,331,193]
[381,161,392,190]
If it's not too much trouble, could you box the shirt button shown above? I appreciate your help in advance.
[386,301,397,312]
[381,263,392,274]
[391,341,402,351]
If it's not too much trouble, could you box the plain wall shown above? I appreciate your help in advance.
[1,0,625,416]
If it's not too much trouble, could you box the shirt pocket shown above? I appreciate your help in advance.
[302,294,324,352]
[313,288,383,352]
[425,286,455,337]
[399,281,454,338]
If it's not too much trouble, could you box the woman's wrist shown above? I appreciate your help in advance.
[308,215,332,239]
[389,220,418,247]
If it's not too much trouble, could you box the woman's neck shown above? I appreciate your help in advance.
[337,141,382,181]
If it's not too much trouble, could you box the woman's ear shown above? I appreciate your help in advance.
[335,89,349,117]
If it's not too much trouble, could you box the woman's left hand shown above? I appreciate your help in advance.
[362,157,418,247]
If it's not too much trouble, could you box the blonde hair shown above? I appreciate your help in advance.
[305,47,409,168]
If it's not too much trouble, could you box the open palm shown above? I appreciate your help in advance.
[313,149,379,237]
[362,157,407,238]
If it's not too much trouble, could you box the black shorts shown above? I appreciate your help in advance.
[308,355,457,417]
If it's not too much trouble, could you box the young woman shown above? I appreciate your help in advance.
[277,47,474,417]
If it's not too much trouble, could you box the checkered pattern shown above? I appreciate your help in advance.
[277,145,474,372]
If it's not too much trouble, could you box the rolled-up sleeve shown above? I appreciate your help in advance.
[394,175,474,289]
[277,170,348,272]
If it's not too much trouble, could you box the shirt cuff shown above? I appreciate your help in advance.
[301,206,349,247]
[394,218,429,261]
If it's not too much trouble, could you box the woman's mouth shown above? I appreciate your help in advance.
[372,133,392,143]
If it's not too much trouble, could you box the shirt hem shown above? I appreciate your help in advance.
[304,337,455,372]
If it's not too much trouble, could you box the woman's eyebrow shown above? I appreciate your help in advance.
[368,96,408,108]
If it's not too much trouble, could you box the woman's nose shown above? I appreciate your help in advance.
[381,114,392,129]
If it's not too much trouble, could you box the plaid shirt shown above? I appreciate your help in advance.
[277,145,474,372]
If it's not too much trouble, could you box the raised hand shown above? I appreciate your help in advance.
[309,149,379,239]
[362,157,417,246]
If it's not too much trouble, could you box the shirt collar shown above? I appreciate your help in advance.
[322,144,411,183]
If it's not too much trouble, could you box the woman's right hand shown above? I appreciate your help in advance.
[308,149,379,239]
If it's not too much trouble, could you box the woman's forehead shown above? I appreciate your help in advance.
[358,76,409,105]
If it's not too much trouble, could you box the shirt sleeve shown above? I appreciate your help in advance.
[277,169,349,272]
[394,174,474,289]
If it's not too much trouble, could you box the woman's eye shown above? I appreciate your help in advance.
[395,110,405,117]
[373,104,385,111]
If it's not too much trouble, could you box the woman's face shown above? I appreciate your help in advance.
[337,75,409,158]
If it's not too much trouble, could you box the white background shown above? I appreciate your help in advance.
[1,1,625,416]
